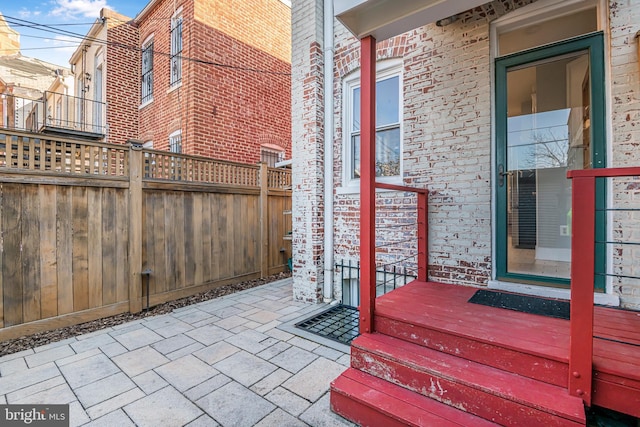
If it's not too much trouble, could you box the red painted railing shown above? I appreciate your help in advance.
[567,166,640,406]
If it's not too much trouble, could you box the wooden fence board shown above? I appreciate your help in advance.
[209,194,221,282]
[115,190,128,303]
[142,191,154,300]
[184,192,195,288]
[2,184,22,326]
[22,185,41,323]
[221,194,233,279]
[40,185,58,319]
[174,192,186,290]
[152,191,166,294]
[193,194,204,287]
[101,188,117,306]
[201,193,212,282]
[72,187,89,311]
[56,186,73,315]
[88,189,103,308]
[164,192,178,292]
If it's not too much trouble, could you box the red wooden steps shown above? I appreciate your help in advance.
[349,333,586,427]
[331,368,500,427]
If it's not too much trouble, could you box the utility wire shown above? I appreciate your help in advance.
[3,15,291,76]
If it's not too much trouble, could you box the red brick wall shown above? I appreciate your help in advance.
[137,0,291,163]
[106,16,140,145]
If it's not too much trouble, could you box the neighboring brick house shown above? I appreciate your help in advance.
[134,0,291,163]
[292,0,640,308]
[69,9,139,144]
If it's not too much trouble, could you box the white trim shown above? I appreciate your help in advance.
[169,129,182,153]
[342,58,403,189]
[488,280,620,306]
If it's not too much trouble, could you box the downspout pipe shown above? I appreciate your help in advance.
[323,0,335,302]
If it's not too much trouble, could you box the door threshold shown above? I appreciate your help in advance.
[487,280,620,307]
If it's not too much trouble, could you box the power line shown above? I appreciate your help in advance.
[3,15,292,76]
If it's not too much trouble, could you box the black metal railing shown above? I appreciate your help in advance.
[336,258,417,307]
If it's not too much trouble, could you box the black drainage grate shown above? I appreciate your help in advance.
[295,304,359,346]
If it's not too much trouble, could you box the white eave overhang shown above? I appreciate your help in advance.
[335,0,490,40]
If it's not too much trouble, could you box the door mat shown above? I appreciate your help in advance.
[295,304,359,345]
[468,290,570,320]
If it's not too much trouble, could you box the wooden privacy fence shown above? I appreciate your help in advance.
[0,130,292,341]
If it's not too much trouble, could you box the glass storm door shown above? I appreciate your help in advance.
[496,34,605,287]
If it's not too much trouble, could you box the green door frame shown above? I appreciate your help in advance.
[495,32,606,289]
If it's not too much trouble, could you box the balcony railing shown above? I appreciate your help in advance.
[0,92,106,137]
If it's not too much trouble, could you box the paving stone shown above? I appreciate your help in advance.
[224,330,270,354]
[242,320,262,330]
[313,346,345,361]
[299,392,357,427]
[183,374,232,401]
[0,395,6,404]
[250,368,293,396]
[233,294,264,305]
[288,336,320,352]
[151,334,196,355]
[6,376,66,403]
[25,344,75,368]
[193,341,240,365]
[59,353,120,389]
[254,408,309,427]
[56,348,101,367]
[124,386,202,427]
[12,383,75,404]
[75,372,136,408]
[256,299,289,312]
[256,341,291,360]
[82,409,135,427]
[71,334,116,353]
[109,322,145,336]
[265,386,311,417]
[196,298,237,314]
[69,400,90,427]
[145,317,193,338]
[196,381,275,427]
[86,388,145,420]
[336,354,351,367]
[174,308,216,325]
[132,370,169,394]
[0,362,60,395]
[166,342,206,360]
[278,305,306,316]
[100,342,128,358]
[33,337,78,353]
[185,414,221,427]
[185,324,232,346]
[75,328,114,341]
[214,315,249,330]
[266,328,295,342]
[113,327,163,350]
[154,355,218,392]
[0,357,28,376]
[213,351,277,387]
[112,346,169,377]
[255,320,282,333]
[282,358,347,402]
[270,346,318,374]
[245,310,282,324]
[228,325,248,334]
[0,348,34,363]
[210,305,244,318]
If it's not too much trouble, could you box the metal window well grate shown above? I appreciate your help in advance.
[295,304,359,346]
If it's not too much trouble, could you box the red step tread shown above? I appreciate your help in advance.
[331,368,500,427]
[352,333,586,426]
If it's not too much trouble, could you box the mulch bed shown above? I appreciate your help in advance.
[0,272,291,358]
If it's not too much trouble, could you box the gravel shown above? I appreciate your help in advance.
[0,272,291,357]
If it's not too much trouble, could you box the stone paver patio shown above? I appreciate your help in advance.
[0,278,356,427]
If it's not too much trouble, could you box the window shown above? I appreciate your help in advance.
[141,38,154,104]
[169,130,182,153]
[170,14,183,86]
[344,61,402,186]
[261,147,284,167]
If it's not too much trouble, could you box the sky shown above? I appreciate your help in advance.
[2,0,149,67]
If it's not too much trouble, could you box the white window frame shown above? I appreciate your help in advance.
[170,9,183,88]
[340,59,403,192]
[141,34,154,106]
[169,130,182,153]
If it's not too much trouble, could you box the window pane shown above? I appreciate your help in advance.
[353,87,360,132]
[352,134,360,179]
[375,127,400,176]
[377,76,399,127]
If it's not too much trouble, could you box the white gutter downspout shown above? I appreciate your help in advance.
[323,0,335,302]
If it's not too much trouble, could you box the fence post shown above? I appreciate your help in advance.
[128,140,144,313]
[259,163,269,278]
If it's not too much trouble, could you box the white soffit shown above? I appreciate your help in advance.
[335,0,491,40]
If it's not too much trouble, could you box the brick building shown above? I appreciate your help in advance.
[69,9,139,143]
[135,0,291,163]
[292,0,640,309]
